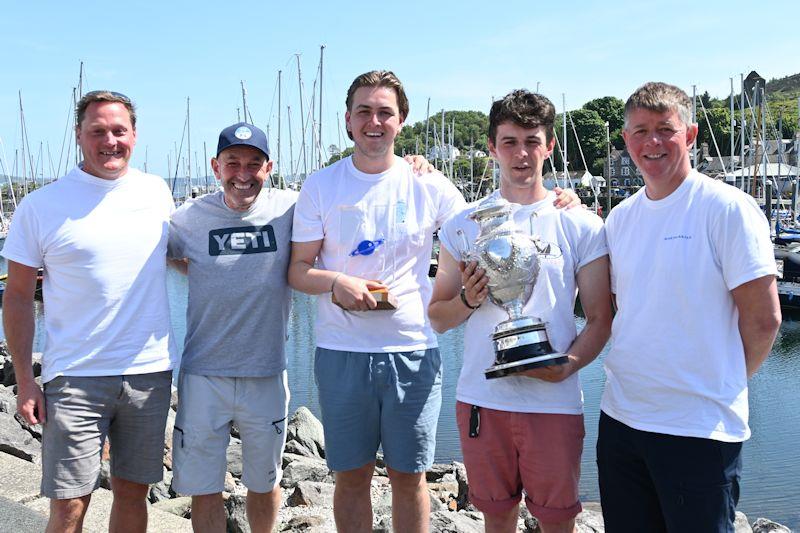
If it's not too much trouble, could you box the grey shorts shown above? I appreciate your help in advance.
[41,371,172,499]
[171,372,289,495]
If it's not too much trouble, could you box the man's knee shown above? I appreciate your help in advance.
[386,467,426,493]
[110,477,149,501]
[49,495,92,526]
[335,462,375,492]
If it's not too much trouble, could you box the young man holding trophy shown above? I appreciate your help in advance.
[429,90,613,533]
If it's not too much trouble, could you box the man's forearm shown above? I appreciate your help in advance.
[564,312,611,373]
[740,315,780,378]
[288,260,338,295]
[3,293,36,384]
[429,296,474,334]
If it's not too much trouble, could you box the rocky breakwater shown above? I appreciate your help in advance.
[0,343,794,532]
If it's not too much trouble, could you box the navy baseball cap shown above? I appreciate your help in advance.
[216,122,270,159]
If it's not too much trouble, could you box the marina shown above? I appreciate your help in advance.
[0,260,798,529]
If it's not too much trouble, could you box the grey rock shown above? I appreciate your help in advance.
[280,514,327,531]
[152,496,193,518]
[287,481,335,507]
[519,506,540,532]
[224,471,237,493]
[284,438,317,458]
[576,503,604,532]
[735,511,753,533]
[0,385,15,414]
[0,411,41,463]
[282,452,308,468]
[286,407,325,459]
[170,388,179,411]
[13,413,42,441]
[752,518,792,532]
[426,462,454,482]
[231,422,241,439]
[0,495,50,531]
[1,352,41,387]
[453,461,470,510]
[227,438,243,478]
[99,459,112,489]
[430,510,485,532]
[281,456,331,488]
[225,494,251,533]
[149,470,175,503]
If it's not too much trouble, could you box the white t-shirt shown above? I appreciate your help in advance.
[602,171,777,442]
[439,191,608,413]
[1,166,178,382]
[292,156,465,352]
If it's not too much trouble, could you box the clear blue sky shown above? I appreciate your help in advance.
[1,0,795,180]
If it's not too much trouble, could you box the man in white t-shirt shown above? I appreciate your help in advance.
[289,70,465,532]
[429,90,612,533]
[598,82,781,532]
[1,91,177,532]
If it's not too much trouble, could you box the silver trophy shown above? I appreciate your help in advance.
[463,196,567,379]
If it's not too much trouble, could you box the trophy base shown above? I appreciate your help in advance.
[332,288,397,310]
[484,351,568,379]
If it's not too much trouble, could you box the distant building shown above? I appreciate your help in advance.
[427,144,460,161]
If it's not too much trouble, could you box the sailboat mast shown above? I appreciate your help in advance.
[562,94,567,187]
[729,78,735,175]
[287,106,295,180]
[187,97,192,199]
[740,74,746,192]
[425,98,431,159]
[318,45,325,169]
[296,54,308,179]
[691,85,697,168]
[241,81,249,123]
[278,70,282,187]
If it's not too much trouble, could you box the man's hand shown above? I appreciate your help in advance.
[553,187,582,210]
[332,274,389,311]
[404,154,436,175]
[460,261,489,308]
[521,355,578,383]
[16,380,46,425]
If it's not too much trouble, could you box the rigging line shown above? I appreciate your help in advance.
[566,110,590,171]
[171,112,189,195]
[266,74,280,131]
[551,122,566,189]
[57,91,75,177]
[697,96,725,170]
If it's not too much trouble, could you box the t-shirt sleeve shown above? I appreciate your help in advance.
[713,196,777,290]
[291,179,324,242]
[167,206,188,260]
[438,212,465,261]
[0,197,44,268]
[433,174,467,229]
[569,212,608,272]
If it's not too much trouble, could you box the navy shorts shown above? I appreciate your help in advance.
[596,411,742,533]
[314,347,442,473]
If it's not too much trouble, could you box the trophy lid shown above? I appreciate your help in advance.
[468,195,512,222]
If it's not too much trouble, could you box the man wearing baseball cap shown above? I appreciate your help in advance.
[168,122,296,531]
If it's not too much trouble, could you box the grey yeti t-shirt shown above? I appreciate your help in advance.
[168,188,297,377]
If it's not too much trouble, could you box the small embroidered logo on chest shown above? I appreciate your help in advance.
[663,234,692,241]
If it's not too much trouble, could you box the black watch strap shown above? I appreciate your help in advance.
[460,287,480,310]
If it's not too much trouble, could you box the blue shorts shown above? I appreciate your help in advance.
[314,347,442,473]
[597,411,742,533]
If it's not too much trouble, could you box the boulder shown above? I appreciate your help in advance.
[735,511,753,533]
[0,411,41,463]
[286,407,325,459]
[426,462,454,482]
[0,385,15,414]
[1,352,42,387]
[286,481,335,507]
[99,458,112,489]
[453,461,471,510]
[280,456,331,488]
[227,438,243,478]
[752,518,792,532]
[225,494,250,533]
[149,470,175,503]
[430,510,485,532]
[284,438,317,458]
[280,514,327,531]
[152,496,192,518]
[163,408,176,470]
[576,502,604,532]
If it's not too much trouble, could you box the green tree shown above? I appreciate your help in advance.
[553,109,607,173]
[696,107,731,157]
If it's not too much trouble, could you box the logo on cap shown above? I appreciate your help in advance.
[234,126,253,140]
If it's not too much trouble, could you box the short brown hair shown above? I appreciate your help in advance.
[345,70,409,123]
[76,90,136,129]
[624,82,692,129]
[489,90,555,144]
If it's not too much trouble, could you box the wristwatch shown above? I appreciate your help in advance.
[460,287,480,310]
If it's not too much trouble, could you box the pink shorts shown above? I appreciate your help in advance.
[456,401,585,524]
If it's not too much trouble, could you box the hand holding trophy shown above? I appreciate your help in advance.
[461,195,567,379]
